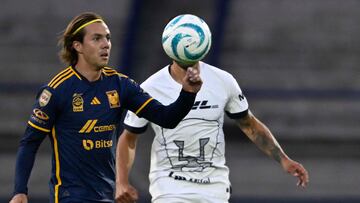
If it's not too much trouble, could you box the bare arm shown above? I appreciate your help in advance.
[9,194,27,203]
[235,110,309,188]
[115,129,139,203]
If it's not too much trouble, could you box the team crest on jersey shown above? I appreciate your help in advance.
[106,90,120,108]
[72,93,84,112]
[39,89,52,107]
[33,108,49,120]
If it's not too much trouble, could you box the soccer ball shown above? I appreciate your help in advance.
[162,14,212,66]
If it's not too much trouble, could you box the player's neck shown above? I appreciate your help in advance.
[75,62,102,82]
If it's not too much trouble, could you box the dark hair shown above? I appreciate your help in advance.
[58,12,104,65]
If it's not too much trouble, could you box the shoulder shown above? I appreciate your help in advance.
[46,66,82,90]
[200,62,237,87]
[102,67,135,87]
[200,61,233,79]
[141,66,169,87]
[102,67,128,78]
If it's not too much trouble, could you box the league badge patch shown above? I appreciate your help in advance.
[106,90,120,108]
[39,89,52,107]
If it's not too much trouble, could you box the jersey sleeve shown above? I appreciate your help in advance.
[224,75,249,119]
[14,85,59,195]
[121,77,196,129]
[27,86,58,133]
[123,110,149,134]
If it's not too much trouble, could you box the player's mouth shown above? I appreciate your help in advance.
[100,53,109,60]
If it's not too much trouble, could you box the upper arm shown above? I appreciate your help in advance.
[224,74,249,117]
[121,77,154,116]
[27,86,58,134]
[234,110,259,141]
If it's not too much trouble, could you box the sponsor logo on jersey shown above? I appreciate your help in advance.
[238,93,245,101]
[39,89,52,107]
[90,97,101,105]
[72,93,84,112]
[191,100,218,110]
[31,115,47,125]
[168,172,211,184]
[82,139,113,150]
[171,138,213,172]
[79,119,116,133]
[106,90,120,108]
[33,108,49,120]
[82,140,94,150]
[94,124,116,132]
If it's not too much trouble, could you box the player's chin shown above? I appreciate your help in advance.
[98,60,109,67]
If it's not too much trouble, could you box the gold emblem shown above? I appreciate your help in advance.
[106,90,120,108]
[83,140,94,150]
[72,93,84,112]
[90,97,101,105]
[39,89,52,107]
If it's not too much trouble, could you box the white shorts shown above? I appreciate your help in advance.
[150,176,230,203]
[153,194,229,203]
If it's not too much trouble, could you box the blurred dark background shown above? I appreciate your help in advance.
[1,0,359,202]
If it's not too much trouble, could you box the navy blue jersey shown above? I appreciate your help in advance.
[14,66,197,202]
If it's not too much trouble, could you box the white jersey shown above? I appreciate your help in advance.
[124,61,249,201]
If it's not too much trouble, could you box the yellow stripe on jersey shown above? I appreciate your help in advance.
[52,72,75,89]
[70,66,82,80]
[28,121,51,133]
[79,120,93,133]
[102,67,128,78]
[48,69,72,88]
[48,67,71,87]
[86,120,98,133]
[51,127,62,203]
[95,97,101,104]
[135,98,154,115]
[91,97,101,105]
[79,120,98,133]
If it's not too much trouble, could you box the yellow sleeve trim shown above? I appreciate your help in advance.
[135,98,154,115]
[28,121,51,133]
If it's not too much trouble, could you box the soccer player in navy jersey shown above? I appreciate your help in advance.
[9,12,202,203]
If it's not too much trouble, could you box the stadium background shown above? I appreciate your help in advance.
[1,0,359,202]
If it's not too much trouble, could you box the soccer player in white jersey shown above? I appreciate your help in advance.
[115,59,309,203]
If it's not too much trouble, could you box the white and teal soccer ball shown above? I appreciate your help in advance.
[162,14,212,66]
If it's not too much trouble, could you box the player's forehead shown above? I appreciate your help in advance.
[83,22,110,36]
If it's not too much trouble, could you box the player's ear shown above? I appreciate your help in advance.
[73,41,83,53]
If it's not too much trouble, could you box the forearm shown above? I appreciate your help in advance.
[116,131,137,184]
[14,127,45,194]
[237,113,288,163]
[139,89,196,128]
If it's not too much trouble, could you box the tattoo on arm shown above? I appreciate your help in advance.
[237,114,284,163]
